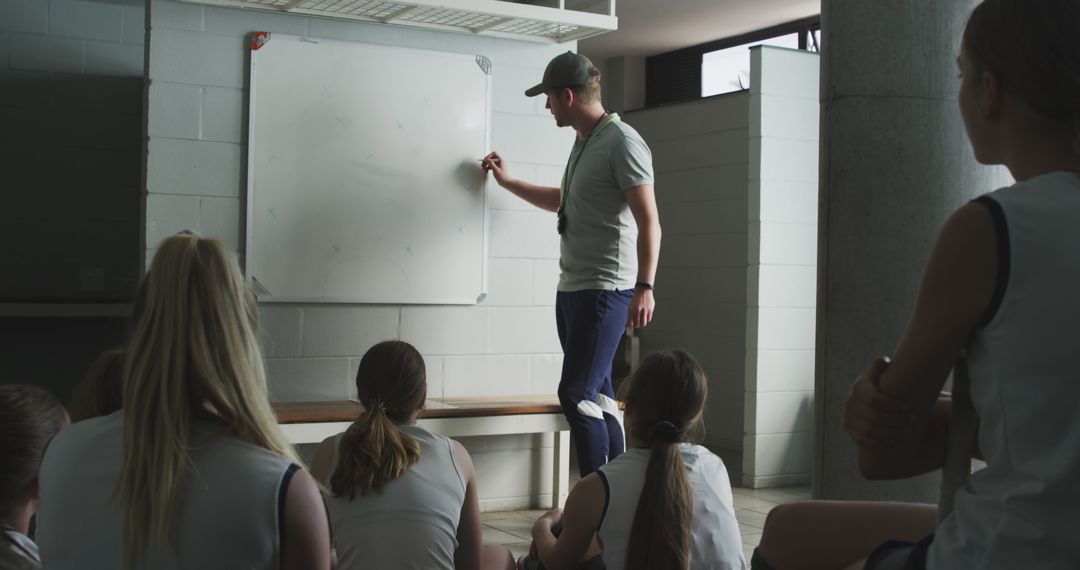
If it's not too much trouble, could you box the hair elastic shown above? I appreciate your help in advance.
[649,420,684,443]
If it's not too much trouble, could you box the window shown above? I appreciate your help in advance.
[643,16,819,107]
[701,33,800,97]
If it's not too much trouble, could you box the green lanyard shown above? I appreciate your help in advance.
[560,113,620,210]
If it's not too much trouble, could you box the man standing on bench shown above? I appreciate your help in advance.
[482,52,661,477]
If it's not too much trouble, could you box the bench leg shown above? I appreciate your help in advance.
[552,429,571,508]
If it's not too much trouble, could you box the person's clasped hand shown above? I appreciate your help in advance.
[844,356,915,449]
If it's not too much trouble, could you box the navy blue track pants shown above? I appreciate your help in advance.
[555,289,631,477]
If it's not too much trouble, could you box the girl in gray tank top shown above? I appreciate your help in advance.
[310,341,515,570]
[35,234,333,570]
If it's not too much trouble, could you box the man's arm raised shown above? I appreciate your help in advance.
[482,151,561,213]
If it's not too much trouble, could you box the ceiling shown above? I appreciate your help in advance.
[578,0,820,61]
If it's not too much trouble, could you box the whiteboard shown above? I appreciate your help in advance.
[246,34,491,304]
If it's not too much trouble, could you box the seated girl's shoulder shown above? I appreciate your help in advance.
[681,444,730,475]
[48,410,123,452]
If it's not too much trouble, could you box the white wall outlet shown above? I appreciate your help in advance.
[80,267,105,292]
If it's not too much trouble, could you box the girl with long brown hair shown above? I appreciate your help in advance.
[754,0,1080,568]
[526,350,745,570]
[35,233,332,570]
[309,340,514,570]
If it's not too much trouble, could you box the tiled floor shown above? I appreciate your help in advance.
[481,485,811,563]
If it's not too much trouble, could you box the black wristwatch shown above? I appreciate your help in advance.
[635,282,654,291]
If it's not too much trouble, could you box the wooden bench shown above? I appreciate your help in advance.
[274,396,571,508]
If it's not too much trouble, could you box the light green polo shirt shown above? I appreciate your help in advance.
[558,114,655,292]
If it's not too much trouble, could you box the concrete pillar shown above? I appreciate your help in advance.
[815,0,1011,501]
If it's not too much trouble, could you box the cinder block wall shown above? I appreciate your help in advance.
[0,0,144,78]
[0,0,145,399]
[743,46,820,488]
[0,0,144,300]
[144,0,575,510]
[624,93,752,480]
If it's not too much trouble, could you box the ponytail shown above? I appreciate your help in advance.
[625,422,693,570]
[329,403,421,498]
[329,340,427,499]
[621,350,709,570]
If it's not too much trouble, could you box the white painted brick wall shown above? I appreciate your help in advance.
[84,40,142,76]
[400,306,490,356]
[146,138,243,197]
[147,82,200,139]
[444,355,531,397]
[489,209,560,259]
[486,162,564,211]
[259,305,303,358]
[301,307,400,357]
[620,95,747,139]
[757,222,817,266]
[0,1,47,35]
[661,198,747,235]
[201,87,243,143]
[146,193,199,245]
[756,179,818,224]
[655,163,749,202]
[752,431,813,479]
[198,196,242,249]
[754,349,815,393]
[758,137,819,183]
[492,63,546,116]
[759,95,819,141]
[754,390,813,434]
[744,47,820,487]
[483,258,534,306]
[0,0,143,78]
[756,307,816,351]
[145,0,577,505]
[755,264,817,308]
[122,7,145,45]
[650,129,749,172]
[491,113,576,166]
[531,259,560,306]
[530,354,562,393]
[265,357,351,401]
[150,0,204,32]
[660,232,748,269]
[419,355,446,398]
[625,94,752,464]
[9,34,83,74]
[50,0,124,42]
[488,307,562,354]
[147,28,244,87]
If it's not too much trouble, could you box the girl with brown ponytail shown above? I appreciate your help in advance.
[525,350,745,570]
[310,340,514,570]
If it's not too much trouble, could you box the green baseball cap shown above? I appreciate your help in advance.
[525,51,599,97]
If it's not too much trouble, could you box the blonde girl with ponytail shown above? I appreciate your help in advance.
[309,340,514,570]
[35,233,332,570]
[526,350,745,570]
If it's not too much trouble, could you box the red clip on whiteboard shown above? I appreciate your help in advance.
[251,31,270,51]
